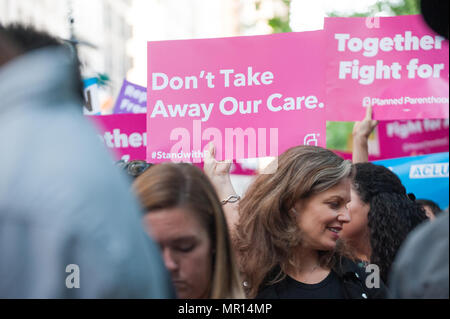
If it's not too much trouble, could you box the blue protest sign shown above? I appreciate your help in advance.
[373,152,449,210]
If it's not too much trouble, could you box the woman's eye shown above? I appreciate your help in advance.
[175,244,195,253]
[328,202,339,209]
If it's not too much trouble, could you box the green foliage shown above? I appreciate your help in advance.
[259,0,292,34]
[268,17,292,33]
[389,0,420,15]
[264,0,420,34]
[326,122,354,151]
[327,0,420,17]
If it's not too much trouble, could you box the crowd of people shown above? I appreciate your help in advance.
[0,2,448,300]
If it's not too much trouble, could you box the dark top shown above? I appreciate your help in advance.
[255,257,387,299]
[256,270,346,299]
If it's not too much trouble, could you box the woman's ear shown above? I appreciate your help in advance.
[291,200,302,216]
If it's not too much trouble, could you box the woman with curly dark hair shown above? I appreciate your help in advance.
[345,106,429,284]
[342,162,428,283]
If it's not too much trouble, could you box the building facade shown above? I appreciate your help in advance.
[0,0,133,98]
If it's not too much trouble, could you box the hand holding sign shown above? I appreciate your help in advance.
[352,105,378,163]
[204,142,233,195]
[204,142,239,235]
[353,105,379,140]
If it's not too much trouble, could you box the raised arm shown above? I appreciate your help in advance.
[203,142,240,238]
[352,105,378,164]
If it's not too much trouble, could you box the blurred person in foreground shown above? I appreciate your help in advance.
[0,25,173,298]
[133,163,245,299]
[389,209,449,298]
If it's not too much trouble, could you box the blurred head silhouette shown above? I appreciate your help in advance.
[0,23,84,101]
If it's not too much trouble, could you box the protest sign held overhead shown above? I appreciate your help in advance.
[330,118,449,161]
[113,80,147,114]
[89,112,256,175]
[325,15,449,121]
[377,118,449,158]
[147,32,326,164]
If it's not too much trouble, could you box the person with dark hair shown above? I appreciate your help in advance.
[342,163,428,283]
[0,25,174,298]
[205,143,386,299]
[0,23,85,101]
[416,199,442,220]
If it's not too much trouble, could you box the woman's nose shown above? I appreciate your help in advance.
[162,248,178,272]
[338,207,351,223]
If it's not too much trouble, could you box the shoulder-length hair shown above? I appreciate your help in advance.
[133,163,245,299]
[235,146,353,298]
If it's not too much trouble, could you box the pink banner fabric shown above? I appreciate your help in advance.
[147,32,327,163]
[332,118,449,161]
[325,15,449,121]
[89,114,147,162]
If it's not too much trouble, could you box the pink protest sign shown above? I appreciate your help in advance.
[89,113,147,161]
[147,32,326,163]
[88,113,257,175]
[331,118,449,161]
[377,118,449,158]
[325,15,449,121]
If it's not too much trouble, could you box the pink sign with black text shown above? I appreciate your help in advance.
[325,15,449,121]
[147,32,327,163]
